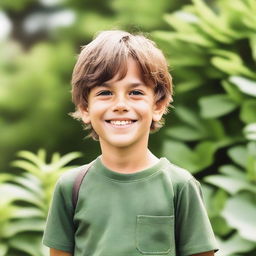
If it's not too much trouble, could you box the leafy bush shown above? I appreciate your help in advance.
[153,0,256,255]
[0,149,82,256]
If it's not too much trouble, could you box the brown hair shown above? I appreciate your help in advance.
[71,30,173,140]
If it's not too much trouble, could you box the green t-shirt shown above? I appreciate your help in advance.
[43,157,218,256]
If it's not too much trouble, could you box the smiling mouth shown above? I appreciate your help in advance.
[105,120,137,126]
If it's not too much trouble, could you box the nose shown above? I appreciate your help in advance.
[112,95,129,112]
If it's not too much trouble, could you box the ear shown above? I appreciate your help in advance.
[152,101,166,122]
[79,106,91,124]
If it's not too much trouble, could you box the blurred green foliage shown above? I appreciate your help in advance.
[1,0,256,255]
[0,41,76,171]
[153,0,256,255]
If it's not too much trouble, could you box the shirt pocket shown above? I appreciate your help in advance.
[136,215,175,255]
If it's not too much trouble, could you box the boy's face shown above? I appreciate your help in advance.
[80,58,165,150]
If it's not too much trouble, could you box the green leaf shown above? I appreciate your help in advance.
[230,76,256,96]
[51,152,61,163]
[212,189,228,216]
[11,160,41,177]
[13,174,42,195]
[221,80,244,104]
[222,193,256,242]
[0,183,44,208]
[211,57,255,78]
[14,207,44,219]
[163,140,219,173]
[9,233,46,256]
[204,175,256,194]
[202,119,226,140]
[194,141,218,166]
[211,216,231,236]
[210,49,243,63]
[16,150,44,167]
[174,33,215,47]
[154,23,215,48]
[228,146,247,168]
[166,125,206,141]
[175,106,204,130]
[163,140,197,172]
[38,148,47,162]
[175,79,202,93]
[50,152,82,171]
[3,218,45,237]
[240,100,256,124]
[219,165,245,179]
[0,174,14,183]
[196,19,233,43]
[199,94,238,118]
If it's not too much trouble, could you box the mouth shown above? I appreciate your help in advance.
[105,120,137,127]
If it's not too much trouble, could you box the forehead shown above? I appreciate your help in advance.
[101,58,151,88]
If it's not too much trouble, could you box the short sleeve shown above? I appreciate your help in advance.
[42,177,75,253]
[175,178,218,256]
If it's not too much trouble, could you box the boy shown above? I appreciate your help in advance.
[43,30,218,256]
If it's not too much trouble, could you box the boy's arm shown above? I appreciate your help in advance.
[50,248,72,256]
[191,250,215,256]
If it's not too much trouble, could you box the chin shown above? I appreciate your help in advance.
[109,140,135,148]
[101,136,137,149]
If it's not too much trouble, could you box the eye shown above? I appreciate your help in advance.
[97,90,112,96]
[130,90,144,96]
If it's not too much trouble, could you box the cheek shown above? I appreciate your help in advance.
[89,102,107,115]
[134,102,154,121]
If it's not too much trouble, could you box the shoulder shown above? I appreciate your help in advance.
[57,157,98,188]
[55,164,89,195]
[162,158,194,183]
[59,165,85,183]
[161,158,199,192]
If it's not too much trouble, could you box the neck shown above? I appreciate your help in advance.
[99,143,159,174]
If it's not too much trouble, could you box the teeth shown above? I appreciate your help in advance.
[110,120,133,126]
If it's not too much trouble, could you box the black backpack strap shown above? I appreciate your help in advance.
[72,161,94,209]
